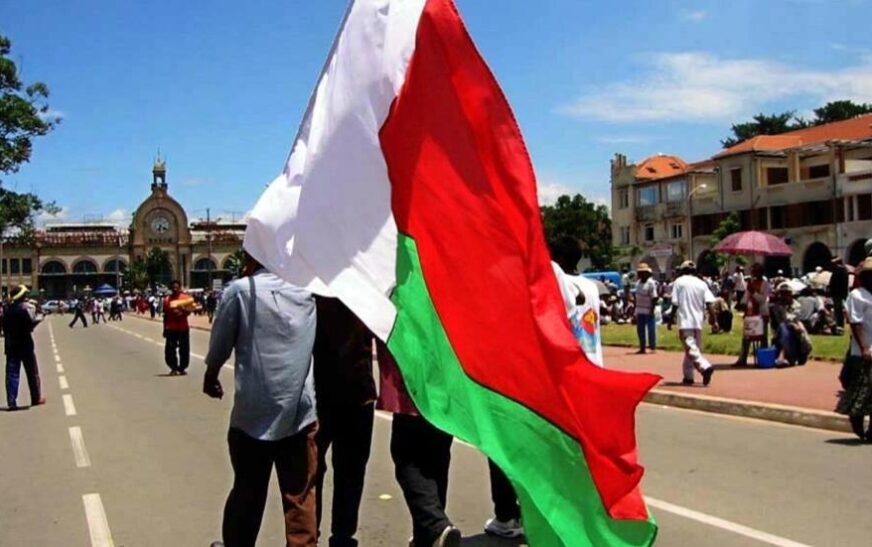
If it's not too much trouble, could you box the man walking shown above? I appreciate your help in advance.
[163,281,191,376]
[203,252,318,547]
[831,257,849,334]
[672,261,716,386]
[312,297,376,547]
[68,298,88,328]
[5,285,45,410]
[634,262,658,354]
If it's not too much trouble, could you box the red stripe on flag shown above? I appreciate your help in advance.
[381,0,659,520]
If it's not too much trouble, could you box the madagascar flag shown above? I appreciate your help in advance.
[245,1,660,545]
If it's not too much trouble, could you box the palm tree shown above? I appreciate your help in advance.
[144,247,172,290]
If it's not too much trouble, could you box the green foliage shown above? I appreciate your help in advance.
[1,34,60,179]
[144,247,172,289]
[540,194,614,271]
[0,34,59,236]
[706,211,742,271]
[224,248,245,277]
[721,100,872,148]
[126,259,148,291]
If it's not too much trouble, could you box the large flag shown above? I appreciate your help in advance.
[245,1,660,545]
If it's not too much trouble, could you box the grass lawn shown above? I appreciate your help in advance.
[602,323,850,361]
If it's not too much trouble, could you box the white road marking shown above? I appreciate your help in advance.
[110,323,231,368]
[373,412,809,546]
[54,355,62,362]
[82,493,115,547]
[191,352,206,360]
[57,364,64,373]
[68,427,91,468]
[645,497,811,547]
[59,375,69,390]
[62,394,77,416]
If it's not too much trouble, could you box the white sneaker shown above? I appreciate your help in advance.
[433,525,461,547]
[484,517,524,538]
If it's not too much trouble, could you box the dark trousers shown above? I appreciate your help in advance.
[636,313,656,350]
[223,424,319,547]
[390,414,454,546]
[834,298,845,328]
[69,310,88,328]
[5,351,42,407]
[164,330,190,372]
[488,459,520,522]
[315,402,374,547]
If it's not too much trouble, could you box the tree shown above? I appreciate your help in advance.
[1,34,60,239]
[144,247,172,290]
[224,248,245,278]
[540,194,614,271]
[705,212,742,272]
[721,100,872,148]
[126,258,148,291]
[812,100,872,125]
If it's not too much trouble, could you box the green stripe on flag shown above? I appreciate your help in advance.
[387,234,657,547]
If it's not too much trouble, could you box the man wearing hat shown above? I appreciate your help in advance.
[633,262,659,354]
[5,285,45,410]
[672,261,716,386]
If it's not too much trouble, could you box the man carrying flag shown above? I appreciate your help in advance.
[244,1,659,545]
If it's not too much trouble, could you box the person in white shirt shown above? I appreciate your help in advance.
[732,266,747,307]
[672,261,716,386]
[836,257,872,441]
[633,263,659,354]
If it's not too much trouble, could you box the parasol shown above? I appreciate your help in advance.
[712,230,792,256]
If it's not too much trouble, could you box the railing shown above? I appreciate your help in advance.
[634,205,658,222]
[664,201,687,218]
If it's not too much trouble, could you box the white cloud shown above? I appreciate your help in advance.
[679,9,707,22]
[560,51,872,123]
[537,181,574,205]
[36,206,71,226]
[105,208,131,226]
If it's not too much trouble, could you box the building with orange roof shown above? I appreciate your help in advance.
[611,114,872,276]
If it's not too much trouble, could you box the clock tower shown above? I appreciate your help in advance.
[131,160,194,286]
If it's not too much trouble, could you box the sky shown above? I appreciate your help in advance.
[3,0,871,226]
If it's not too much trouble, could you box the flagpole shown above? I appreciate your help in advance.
[281,0,356,172]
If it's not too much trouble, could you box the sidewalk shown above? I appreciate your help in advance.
[127,313,852,433]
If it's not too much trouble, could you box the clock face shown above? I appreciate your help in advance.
[150,215,171,234]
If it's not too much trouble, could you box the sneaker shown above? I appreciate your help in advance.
[33,398,47,406]
[681,378,694,385]
[485,517,524,538]
[210,542,224,547]
[702,367,714,386]
[179,370,188,376]
[433,525,461,547]
[169,370,179,376]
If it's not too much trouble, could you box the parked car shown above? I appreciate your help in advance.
[41,300,62,314]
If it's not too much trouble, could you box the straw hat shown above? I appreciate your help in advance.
[679,260,696,270]
[636,262,652,273]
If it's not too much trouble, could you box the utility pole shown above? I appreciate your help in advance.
[206,208,213,289]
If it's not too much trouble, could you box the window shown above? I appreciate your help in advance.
[619,189,629,209]
[766,167,789,185]
[1,260,5,275]
[858,193,872,221]
[10,259,20,274]
[637,186,659,206]
[770,205,787,229]
[670,223,683,239]
[808,164,830,179]
[846,196,855,222]
[620,226,630,245]
[665,180,687,202]
[22,258,32,274]
[730,168,743,192]
[643,225,655,242]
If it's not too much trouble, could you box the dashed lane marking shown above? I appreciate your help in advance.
[108,325,228,369]
[68,426,91,468]
[82,493,115,547]
[54,354,62,362]
[63,394,77,416]
[373,411,811,547]
[57,364,64,373]
[59,375,69,390]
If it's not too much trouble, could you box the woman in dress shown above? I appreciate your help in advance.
[836,257,872,440]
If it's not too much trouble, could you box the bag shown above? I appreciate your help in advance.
[743,315,764,338]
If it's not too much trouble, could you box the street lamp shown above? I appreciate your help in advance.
[686,183,708,264]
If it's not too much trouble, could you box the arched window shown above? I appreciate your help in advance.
[41,260,67,275]
[802,242,832,274]
[72,260,98,274]
[193,257,218,271]
[104,259,128,273]
[222,257,236,271]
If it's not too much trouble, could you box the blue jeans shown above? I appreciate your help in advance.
[636,314,656,351]
[6,351,42,408]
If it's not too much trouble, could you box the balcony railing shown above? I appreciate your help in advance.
[664,201,687,218]
[634,205,658,222]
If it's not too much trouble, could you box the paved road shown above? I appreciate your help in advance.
[1,315,870,546]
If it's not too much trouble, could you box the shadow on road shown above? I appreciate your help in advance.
[461,533,526,546]
[824,437,868,446]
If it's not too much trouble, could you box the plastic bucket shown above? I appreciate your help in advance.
[756,347,777,369]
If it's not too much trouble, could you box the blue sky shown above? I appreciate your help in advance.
[3,0,871,225]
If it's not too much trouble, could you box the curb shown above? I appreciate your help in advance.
[644,389,850,433]
[604,342,843,364]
